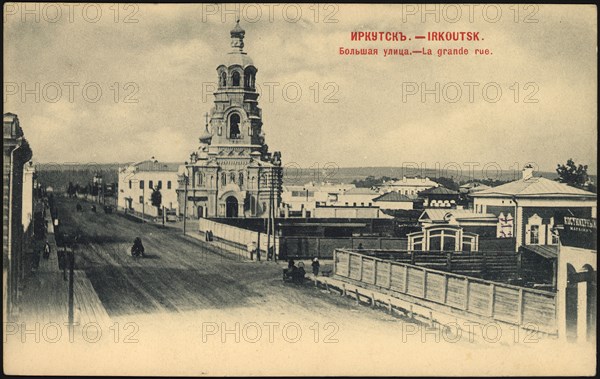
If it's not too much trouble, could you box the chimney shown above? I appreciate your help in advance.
[522,165,534,180]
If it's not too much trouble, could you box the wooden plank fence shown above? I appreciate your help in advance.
[355,249,521,281]
[333,249,557,334]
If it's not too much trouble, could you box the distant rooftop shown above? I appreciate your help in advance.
[419,186,460,195]
[125,160,181,172]
[459,182,491,191]
[382,176,439,187]
[343,187,380,195]
[373,192,414,202]
[471,176,597,198]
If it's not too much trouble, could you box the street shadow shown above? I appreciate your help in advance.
[141,254,160,260]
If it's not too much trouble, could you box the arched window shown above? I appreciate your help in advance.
[239,172,244,186]
[232,71,240,87]
[229,113,241,139]
[230,172,236,184]
[221,173,226,186]
[220,72,227,87]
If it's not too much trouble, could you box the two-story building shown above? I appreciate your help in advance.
[379,176,439,196]
[118,160,180,218]
[3,112,33,321]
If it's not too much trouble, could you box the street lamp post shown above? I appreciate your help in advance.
[141,183,145,223]
[183,166,189,235]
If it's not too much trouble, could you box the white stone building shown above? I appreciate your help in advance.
[379,176,439,196]
[281,182,355,217]
[118,160,180,218]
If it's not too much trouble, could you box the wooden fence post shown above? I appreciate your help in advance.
[422,269,427,298]
[342,283,347,297]
[464,277,470,310]
[446,252,452,272]
[359,256,364,281]
[442,273,448,304]
[403,265,409,293]
[332,248,336,276]
[355,288,360,305]
[388,299,393,314]
[517,288,524,325]
[388,261,393,289]
[371,293,376,308]
[488,283,495,317]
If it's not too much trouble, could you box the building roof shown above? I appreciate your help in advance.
[522,244,559,259]
[471,176,597,198]
[130,160,181,172]
[343,187,380,195]
[419,186,459,195]
[419,209,498,223]
[381,176,439,188]
[373,192,414,202]
[460,182,491,191]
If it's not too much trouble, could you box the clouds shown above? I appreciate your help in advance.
[3,4,596,172]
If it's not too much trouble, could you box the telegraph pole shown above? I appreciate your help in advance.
[256,168,261,260]
[67,247,74,339]
[141,184,145,223]
[183,166,189,235]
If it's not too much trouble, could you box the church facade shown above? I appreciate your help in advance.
[177,22,282,219]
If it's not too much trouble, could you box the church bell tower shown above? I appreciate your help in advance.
[178,21,282,219]
[207,20,264,152]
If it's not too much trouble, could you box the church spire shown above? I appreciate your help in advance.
[230,20,245,52]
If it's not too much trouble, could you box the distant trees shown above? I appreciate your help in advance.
[435,177,459,191]
[352,175,397,188]
[556,159,595,191]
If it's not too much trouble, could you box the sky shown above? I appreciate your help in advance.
[3,4,597,174]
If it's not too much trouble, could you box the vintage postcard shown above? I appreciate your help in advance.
[3,3,597,376]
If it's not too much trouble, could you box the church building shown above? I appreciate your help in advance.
[177,22,282,219]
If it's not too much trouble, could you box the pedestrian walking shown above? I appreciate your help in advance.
[312,257,320,276]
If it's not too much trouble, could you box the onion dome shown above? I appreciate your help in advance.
[226,20,254,67]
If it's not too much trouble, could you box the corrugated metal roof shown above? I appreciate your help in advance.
[419,186,459,195]
[373,192,414,202]
[472,176,597,198]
